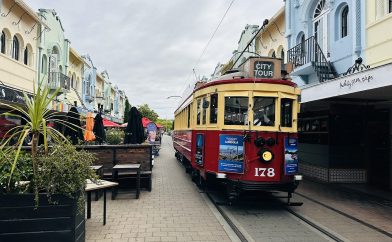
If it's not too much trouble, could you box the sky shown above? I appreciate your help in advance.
[25,0,283,119]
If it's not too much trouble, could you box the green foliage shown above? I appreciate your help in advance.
[124,98,131,122]
[138,104,158,122]
[36,142,97,212]
[0,150,33,194]
[106,128,125,145]
[156,119,173,131]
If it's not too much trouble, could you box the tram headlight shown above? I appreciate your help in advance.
[257,148,274,163]
[266,137,275,146]
[254,137,265,147]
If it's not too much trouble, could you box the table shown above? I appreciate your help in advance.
[112,164,141,199]
[90,165,104,201]
[85,179,118,225]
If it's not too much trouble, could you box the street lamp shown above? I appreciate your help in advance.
[166,95,182,99]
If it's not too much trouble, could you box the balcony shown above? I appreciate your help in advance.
[48,72,71,93]
[85,94,95,103]
[287,36,337,83]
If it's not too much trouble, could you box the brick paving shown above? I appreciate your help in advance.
[86,136,232,242]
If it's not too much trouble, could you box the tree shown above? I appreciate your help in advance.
[156,119,174,132]
[123,98,131,122]
[138,104,158,122]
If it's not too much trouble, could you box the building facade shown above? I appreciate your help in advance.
[0,0,41,95]
[81,55,96,113]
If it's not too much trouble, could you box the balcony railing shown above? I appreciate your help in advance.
[48,72,71,91]
[287,36,337,82]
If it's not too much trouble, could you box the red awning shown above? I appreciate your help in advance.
[103,118,120,127]
[120,117,163,128]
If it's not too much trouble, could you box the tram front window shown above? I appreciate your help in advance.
[224,96,248,125]
[281,98,293,127]
[253,97,275,126]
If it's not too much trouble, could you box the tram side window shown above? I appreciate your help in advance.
[281,98,293,127]
[197,99,201,125]
[224,96,249,125]
[187,106,190,128]
[210,94,218,124]
[202,97,207,125]
[253,97,275,126]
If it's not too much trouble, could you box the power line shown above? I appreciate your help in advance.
[193,0,236,72]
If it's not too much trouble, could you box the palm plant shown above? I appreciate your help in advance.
[0,81,82,202]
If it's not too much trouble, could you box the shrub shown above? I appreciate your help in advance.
[106,128,124,145]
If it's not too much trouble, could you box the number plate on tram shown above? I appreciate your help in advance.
[255,168,275,177]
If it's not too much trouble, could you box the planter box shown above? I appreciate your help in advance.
[0,193,85,242]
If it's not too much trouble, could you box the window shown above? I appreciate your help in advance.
[23,47,28,65]
[281,99,293,127]
[187,106,191,128]
[209,93,218,124]
[224,96,248,125]
[12,36,19,60]
[389,0,392,13]
[253,97,275,126]
[341,6,349,38]
[271,51,276,58]
[197,99,201,125]
[0,31,5,54]
[202,97,207,125]
[313,0,326,18]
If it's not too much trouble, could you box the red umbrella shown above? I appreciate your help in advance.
[102,118,120,127]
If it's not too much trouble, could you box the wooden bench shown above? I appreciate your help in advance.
[79,144,153,191]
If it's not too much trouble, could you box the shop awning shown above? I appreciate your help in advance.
[103,118,120,127]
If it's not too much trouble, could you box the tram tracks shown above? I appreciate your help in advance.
[294,191,392,239]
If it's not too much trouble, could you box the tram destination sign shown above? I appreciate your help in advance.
[253,61,274,78]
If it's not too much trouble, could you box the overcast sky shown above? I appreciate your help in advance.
[25,0,283,119]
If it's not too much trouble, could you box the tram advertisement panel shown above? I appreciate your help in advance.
[218,135,244,173]
[195,134,204,166]
[284,137,298,175]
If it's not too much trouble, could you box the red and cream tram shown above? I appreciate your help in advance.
[173,57,302,201]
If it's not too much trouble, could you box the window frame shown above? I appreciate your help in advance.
[341,6,349,38]
[23,47,28,65]
[0,31,5,54]
[12,35,19,61]
[223,92,250,129]
[209,93,218,124]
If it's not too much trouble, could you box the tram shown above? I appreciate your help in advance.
[173,57,302,201]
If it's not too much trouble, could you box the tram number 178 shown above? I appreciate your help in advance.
[255,168,275,177]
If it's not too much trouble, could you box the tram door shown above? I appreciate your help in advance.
[366,109,390,189]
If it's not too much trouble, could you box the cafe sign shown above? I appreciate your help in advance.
[253,61,274,78]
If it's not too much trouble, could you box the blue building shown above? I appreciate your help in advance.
[81,55,96,112]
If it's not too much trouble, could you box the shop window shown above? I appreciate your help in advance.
[224,96,248,125]
[202,97,207,125]
[253,97,275,126]
[341,6,349,38]
[209,93,218,124]
[281,99,293,127]
[12,36,19,60]
[197,99,201,125]
[0,31,5,54]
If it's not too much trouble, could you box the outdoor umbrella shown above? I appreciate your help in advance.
[102,118,120,128]
[93,113,106,144]
[64,106,83,145]
[84,112,95,142]
[124,107,144,144]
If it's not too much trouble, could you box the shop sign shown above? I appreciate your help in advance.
[284,137,298,175]
[146,122,157,144]
[218,134,244,174]
[0,85,32,104]
[253,61,274,78]
[195,133,204,166]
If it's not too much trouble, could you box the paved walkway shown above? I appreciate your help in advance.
[86,135,232,242]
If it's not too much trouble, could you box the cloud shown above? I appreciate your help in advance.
[25,0,283,118]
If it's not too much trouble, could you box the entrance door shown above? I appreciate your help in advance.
[49,54,58,85]
[313,0,329,58]
[366,109,390,189]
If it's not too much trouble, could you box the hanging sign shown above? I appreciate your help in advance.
[195,133,204,166]
[218,134,244,173]
[284,137,299,175]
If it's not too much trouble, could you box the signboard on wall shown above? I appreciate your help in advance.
[218,134,244,173]
[253,61,275,78]
[284,137,298,175]
[195,134,204,166]
[0,84,32,104]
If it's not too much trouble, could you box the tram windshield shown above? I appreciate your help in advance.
[224,96,248,125]
[253,97,275,126]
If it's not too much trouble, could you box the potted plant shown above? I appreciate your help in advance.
[0,82,97,242]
